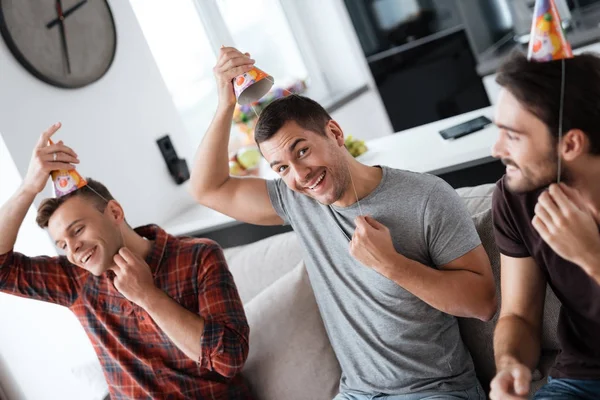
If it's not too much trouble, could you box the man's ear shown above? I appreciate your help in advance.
[104,200,125,224]
[562,129,587,162]
[326,120,345,147]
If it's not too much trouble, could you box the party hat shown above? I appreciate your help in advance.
[233,66,274,105]
[527,0,573,61]
[48,139,87,197]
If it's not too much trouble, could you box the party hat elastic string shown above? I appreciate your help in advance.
[557,58,566,184]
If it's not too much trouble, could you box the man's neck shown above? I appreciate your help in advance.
[333,158,383,208]
[121,228,154,263]
[567,160,600,220]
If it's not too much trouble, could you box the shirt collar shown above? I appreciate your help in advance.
[134,224,169,276]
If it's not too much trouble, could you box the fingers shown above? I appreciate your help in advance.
[217,50,254,68]
[548,184,577,213]
[534,201,553,227]
[41,142,78,159]
[556,183,588,211]
[537,191,561,223]
[489,370,528,400]
[113,253,127,269]
[532,214,550,238]
[354,216,367,229]
[364,215,384,230]
[48,162,76,171]
[37,142,80,168]
[37,122,62,147]
[118,248,136,264]
[512,366,531,396]
[215,47,255,80]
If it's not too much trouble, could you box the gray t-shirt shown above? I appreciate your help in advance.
[267,166,481,395]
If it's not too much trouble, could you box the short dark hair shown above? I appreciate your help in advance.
[36,178,115,228]
[496,51,600,154]
[254,95,332,144]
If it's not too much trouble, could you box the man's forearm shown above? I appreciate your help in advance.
[494,315,541,371]
[382,253,496,320]
[0,187,37,255]
[190,104,236,199]
[141,289,205,362]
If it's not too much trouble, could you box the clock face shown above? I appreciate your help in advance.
[0,0,116,88]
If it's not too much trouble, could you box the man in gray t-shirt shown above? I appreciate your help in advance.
[192,47,496,399]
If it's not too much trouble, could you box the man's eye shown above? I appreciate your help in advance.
[75,227,83,235]
[299,148,308,157]
[278,166,288,173]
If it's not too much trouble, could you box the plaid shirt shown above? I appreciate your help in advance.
[0,225,252,400]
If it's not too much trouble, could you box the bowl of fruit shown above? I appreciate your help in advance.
[344,135,368,158]
[229,146,262,176]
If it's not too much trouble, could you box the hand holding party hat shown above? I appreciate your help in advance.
[48,138,87,198]
[528,0,573,61]
[233,65,274,105]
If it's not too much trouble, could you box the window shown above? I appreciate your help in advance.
[215,0,309,90]
[130,0,217,148]
[130,0,368,147]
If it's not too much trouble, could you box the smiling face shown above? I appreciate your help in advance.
[47,196,124,276]
[492,88,561,193]
[259,120,351,205]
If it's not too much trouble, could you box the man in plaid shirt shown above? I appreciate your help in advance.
[0,123,252,399]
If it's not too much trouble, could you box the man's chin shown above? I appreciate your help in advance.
[506,175,551,194]
[87,264,110,277]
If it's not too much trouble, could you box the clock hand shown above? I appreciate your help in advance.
[55,0,71,74]
[46,0,88,29]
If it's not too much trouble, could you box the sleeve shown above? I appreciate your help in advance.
[423,179,482,266]
[0,250,84,307]
[266,178,291,225]
[491,181,530,258]
[197,244,250,378]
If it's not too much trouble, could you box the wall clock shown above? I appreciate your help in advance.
[0,0,117,88]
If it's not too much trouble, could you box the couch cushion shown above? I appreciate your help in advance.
[456,184,495,216]
[242,261,341,400]
[458,208,500,392]
[224,231,303,304]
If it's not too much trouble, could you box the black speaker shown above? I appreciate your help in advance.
[156,135,190,185]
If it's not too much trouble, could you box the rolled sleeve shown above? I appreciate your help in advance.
[0,250,84,307]
[199,319,249,377]
[197,244,250,378]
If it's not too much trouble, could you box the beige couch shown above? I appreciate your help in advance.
[223,183,563,400]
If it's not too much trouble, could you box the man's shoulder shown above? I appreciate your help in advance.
[382,166,445,191]
[170,235,223,254]
[492,176,542,216]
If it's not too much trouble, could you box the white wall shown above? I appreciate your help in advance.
[331,90,393,141]
[0,1,199,399]
[0,0,197,229]
[0,134,100,400]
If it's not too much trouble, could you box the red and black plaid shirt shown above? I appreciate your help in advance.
[0,225,252,399]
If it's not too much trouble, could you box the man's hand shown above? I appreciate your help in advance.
[349,216,400,274]
[532,183,600,276]
[489,360,531,400]
[213,47,255,109]
[22,122,79,195]
[111,248,158,307]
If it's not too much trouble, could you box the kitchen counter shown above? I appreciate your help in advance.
[164,106,498,237]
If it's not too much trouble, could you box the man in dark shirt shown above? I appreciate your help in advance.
[488,52,600,400]
[0,124,252,399]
